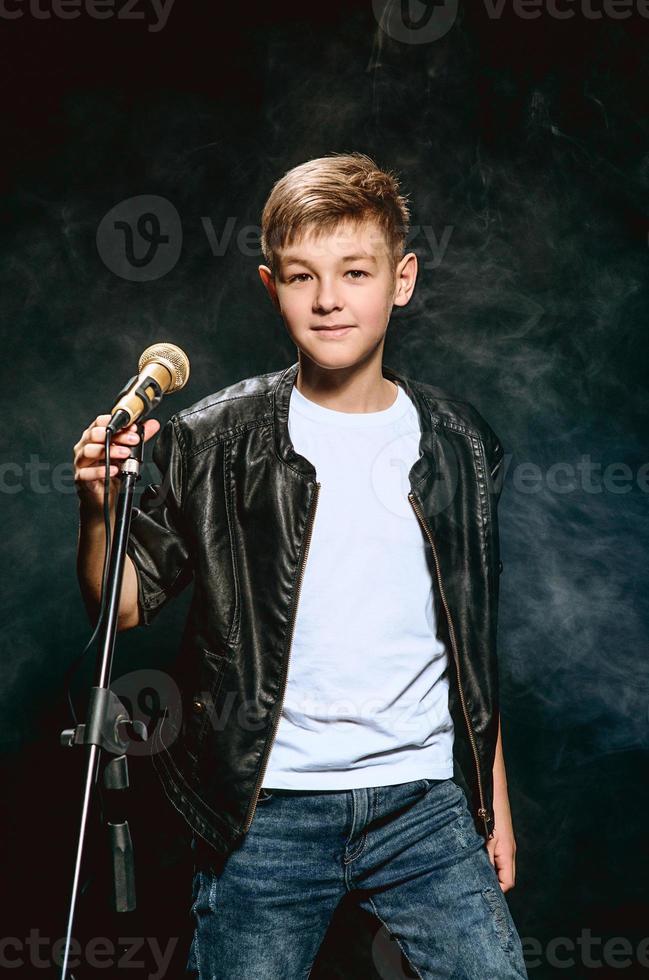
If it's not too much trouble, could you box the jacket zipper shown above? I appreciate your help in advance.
[242,481,321,833]
[408,491,493,841]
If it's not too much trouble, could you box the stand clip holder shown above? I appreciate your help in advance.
[61,687,148,914]
[61,687,148,755]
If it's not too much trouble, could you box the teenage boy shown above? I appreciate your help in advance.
[75,152,528,979]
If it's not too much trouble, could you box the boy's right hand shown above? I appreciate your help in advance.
[74,414,161,510]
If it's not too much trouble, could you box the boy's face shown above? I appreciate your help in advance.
[258,218,417,372]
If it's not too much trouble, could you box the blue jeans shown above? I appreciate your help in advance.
[186,777,528,979]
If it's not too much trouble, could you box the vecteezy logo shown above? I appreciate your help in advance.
[372,0,459,44]
[96,194,182,281]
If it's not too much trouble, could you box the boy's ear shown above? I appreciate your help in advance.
[392,251,418,308]
[258,265,282,313]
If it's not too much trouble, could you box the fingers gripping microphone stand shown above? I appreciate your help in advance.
[59,419,149,980]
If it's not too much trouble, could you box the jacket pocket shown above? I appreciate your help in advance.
[183,648,230,766]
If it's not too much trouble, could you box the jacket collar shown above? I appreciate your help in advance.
[272,360,435,487]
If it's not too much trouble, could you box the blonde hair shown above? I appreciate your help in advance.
[260,152,411,275]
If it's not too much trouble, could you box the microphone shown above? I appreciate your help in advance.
[106,343,191,434]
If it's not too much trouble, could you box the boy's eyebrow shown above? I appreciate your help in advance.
[280,252,378,267]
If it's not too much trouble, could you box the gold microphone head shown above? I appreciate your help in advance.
[138,343,190,393]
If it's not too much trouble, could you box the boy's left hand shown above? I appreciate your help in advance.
[486,792,517,893]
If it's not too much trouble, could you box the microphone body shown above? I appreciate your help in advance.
[106,343,190,434]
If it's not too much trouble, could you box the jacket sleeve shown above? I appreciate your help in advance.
[485,427,505,509]
[481,422,505,578]
[459,397,505,511]
[126,416,194,627]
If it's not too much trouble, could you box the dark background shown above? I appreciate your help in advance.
[1,1,648,977]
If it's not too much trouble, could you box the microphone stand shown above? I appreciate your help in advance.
[59,421,148,980]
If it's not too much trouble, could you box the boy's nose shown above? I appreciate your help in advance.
[313,283,343,313]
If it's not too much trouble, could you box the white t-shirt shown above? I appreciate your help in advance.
[262,379,454,789]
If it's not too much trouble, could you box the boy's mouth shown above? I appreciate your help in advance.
[311,324,355,336]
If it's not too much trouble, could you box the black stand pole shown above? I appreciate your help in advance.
[59,422,148,980]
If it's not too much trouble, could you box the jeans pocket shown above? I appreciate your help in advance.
[421,777,461,799]
[257,787,274,803]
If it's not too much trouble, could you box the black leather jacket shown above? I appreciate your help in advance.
[126,360,505,859]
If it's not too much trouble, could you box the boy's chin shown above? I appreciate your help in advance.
[292,331,388,371]
[295,353,373,378]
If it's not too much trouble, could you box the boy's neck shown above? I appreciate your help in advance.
[294,358,398,414]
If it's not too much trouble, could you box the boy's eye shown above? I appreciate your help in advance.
[286,269,369,283]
